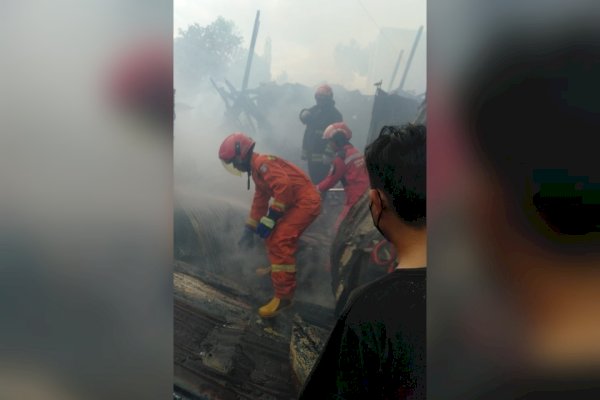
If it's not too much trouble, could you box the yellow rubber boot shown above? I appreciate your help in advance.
[258,297,293,318]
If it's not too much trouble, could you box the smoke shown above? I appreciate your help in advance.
[174,0,426,93]
[173,79,340,310]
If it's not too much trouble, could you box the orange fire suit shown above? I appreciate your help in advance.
[316,144,370,230]
[246,153,321,299]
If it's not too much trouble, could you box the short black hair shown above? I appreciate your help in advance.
[459,25,600,240]
[365,123,426,228]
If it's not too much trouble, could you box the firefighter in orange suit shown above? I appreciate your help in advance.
[316,122,370,231]
[218,132,321,318]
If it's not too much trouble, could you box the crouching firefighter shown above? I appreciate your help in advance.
[316,122,370,231]
[218,132,322,318]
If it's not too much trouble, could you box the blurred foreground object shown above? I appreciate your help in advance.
[430,8,600,399]
[108,38,174,128]
[0,2,173,399]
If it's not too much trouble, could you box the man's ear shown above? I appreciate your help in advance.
[369,189,383,212]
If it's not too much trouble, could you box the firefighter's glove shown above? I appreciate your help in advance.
[257,208,283,238]
[257,217,275,238]
[238,226,256,249]
[299,109,311,124]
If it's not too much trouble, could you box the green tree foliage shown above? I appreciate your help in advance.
[175,17,243,95]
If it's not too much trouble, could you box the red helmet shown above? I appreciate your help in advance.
[323,122,352,140]
[315,84,333,100]
[218,132,255,163]
[219,132,255,176]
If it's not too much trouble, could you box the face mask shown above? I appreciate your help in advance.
[369,190,386,239]
[232,158,249,173]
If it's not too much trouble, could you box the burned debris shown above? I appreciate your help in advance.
[174,89,421,399]
[174,9,424,399]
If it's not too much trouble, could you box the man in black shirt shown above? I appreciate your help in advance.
[298,124,426,399]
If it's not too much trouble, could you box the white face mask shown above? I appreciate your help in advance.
[221,160,242,176]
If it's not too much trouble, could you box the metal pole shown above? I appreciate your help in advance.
[241,10,260,92]
[397,25,423,92]
[387,49,404,91]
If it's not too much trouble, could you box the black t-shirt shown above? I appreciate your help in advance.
[298,268,426,399]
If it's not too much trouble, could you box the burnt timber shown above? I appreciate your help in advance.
[174,260,335,400]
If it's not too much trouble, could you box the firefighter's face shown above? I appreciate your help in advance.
[232,156,250,173]
[315,94,331,106]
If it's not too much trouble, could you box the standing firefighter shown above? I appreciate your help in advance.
[218,132,321,318]
[316,122,370,230]
[299,84,343,183]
